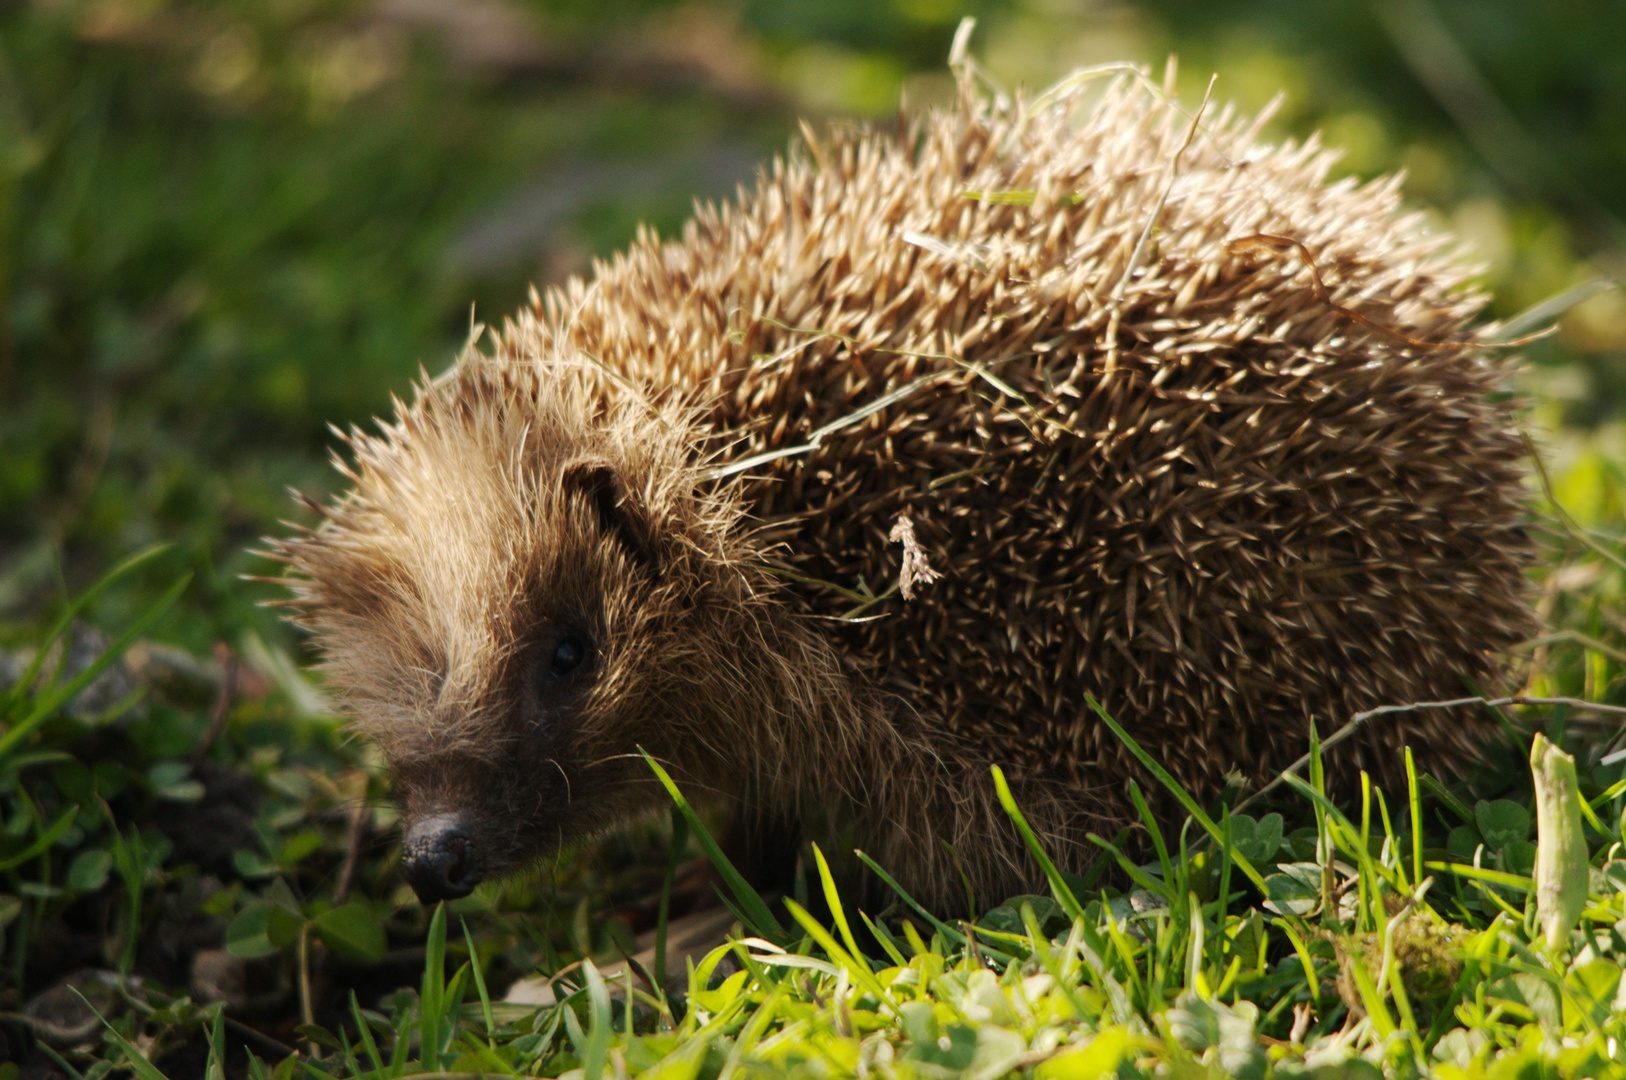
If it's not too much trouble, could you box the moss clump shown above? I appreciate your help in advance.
[1333,901,1473,1023]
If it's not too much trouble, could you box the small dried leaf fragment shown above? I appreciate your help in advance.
[888,513,942,601]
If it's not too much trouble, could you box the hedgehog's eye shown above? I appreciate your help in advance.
[550,635,588,678]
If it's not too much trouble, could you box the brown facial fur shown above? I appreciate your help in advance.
[274,71,1537,911]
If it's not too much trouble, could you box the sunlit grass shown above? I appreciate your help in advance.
[18,523,1626,1079]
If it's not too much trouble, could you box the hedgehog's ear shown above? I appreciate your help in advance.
[560,457,657,566]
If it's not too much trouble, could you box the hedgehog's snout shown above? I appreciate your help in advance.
[402,814,483,903]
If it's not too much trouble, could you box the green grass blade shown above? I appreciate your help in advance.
[900,919,932,958]
[1079,828,1131,894]
[1587,769,1626,811]
[1373,781,1399,897]
[461,918,495,1041]
[990,765,1085,920]
[717,985,785,1080]
[1346,949,1397,1038]
[561,999,589,1062]
[443,962,470,1043]
[1421,774,1475,824]
[810,843,868,970]
[1281,774,1364,850]
[0,806,76,871]
[1405,747,1423,887]
[419,902,447,1072]
[75,990,170,1080]
[1020,904,1095,1021]
[460,1038,525,1078]
[299,1060,340,1080]
[106,812,149,975]
[580,959,612,1080]
[206,1008,226,1080]
[639,749,783,938]
[1214,807,1234,921]
[859,911,908,967]
[1308,722,1329,871]
[2,544,170,716]
[1127,780,1172,888]
[782,898,892,1006]
[388,1004,411,1073]
[1086,696,1268,892]
[36,1042,87,1080]
[1087,833,1172,900]
[710,890,756,934]
[1422,963,1482,1054]
[336,1026,360,1078]
[1419,863,1536,893]
[348,992,385,1075]
[1270,919,1321,1003]
[852,850,966,946]
[1098,914,1146,1011]
[0,572,191,764]
[655,807,689,990]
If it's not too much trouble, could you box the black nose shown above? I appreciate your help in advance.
[402,816,482,903]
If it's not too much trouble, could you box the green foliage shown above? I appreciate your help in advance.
[224,885,386,966]
[11,532,1626,1079]
[50,705,1626,1079]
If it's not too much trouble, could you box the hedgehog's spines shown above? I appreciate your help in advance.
[278,69,1535,910]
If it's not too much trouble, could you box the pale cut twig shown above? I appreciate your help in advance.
[947,18,1007,103]
[1024,59,1266,173]
[333,800,372,905]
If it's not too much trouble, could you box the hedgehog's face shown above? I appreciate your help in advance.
[383,609,626,905]
[284,387,729,903]
[384,455,712,903]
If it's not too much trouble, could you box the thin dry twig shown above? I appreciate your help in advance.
[706,367,960,480]
[718,313,1092,468]
[224,1018,297,1060]
[1227,233,1556,350]
[1230,695,1626,819]
[1289,1002,1313,1045]
[297,925,317,1056]
[1516,630,1626,668]
[705,310,1070,481]
[947,17,1007,103]
[191,642,237,767]
[1103,74,1215,373]
[332,799,372,905]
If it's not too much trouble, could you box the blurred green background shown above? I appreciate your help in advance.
[2,0,1624,650]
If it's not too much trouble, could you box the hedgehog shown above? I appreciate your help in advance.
[273,65,1536,911]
